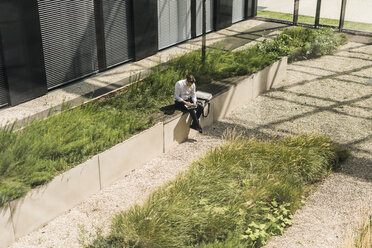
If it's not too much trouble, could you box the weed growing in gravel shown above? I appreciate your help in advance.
[87,133,349,248]
[0,27,347,206]
[344,209,372,248]
[354,214,372,248]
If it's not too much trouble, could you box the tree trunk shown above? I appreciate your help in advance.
[202,0,206,66]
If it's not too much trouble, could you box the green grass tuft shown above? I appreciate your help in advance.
[87,133,349,248]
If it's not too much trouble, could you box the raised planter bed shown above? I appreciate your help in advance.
[99,122,164,188]
[10,156,100,239]
[0,57,287,248]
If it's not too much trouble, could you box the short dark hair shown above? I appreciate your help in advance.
[186,74,195,84]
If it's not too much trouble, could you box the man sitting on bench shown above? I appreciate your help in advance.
[174,75,204,133]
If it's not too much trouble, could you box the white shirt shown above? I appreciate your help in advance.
[174,79,196,103]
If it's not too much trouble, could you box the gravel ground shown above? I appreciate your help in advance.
[10,41,372,248]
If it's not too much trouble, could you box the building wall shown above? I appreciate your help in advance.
[37,0,98,90]
[0,0,47,106]
[158,0,192,50]
[0,0,255,108]
[0,37,8,107]
[232,0,245,23]
[195,0,214,36]
[102,0,133,68]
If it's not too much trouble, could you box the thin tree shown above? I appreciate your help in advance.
[201,0,206,66]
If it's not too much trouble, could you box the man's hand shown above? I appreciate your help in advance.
[184,101,192,106]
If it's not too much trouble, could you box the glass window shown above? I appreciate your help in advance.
[319,0,342,27]
[344,0,372,32]
[257,0,293,22]
[298,0,317,25]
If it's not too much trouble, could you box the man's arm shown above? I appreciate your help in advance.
[191,84,197,104]
[174,82,183,102]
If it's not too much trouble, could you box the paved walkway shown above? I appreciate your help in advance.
[10,33,372,247]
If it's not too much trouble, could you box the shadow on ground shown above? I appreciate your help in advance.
[199,42,372,183]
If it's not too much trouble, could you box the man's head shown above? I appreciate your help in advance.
[186,74,195,87]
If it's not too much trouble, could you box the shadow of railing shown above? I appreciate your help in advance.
[203,118,372,182]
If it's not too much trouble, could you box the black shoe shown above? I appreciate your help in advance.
[197,124,203,134]
[190,124,198,131]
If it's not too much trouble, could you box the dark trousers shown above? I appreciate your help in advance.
[175,98,204,127]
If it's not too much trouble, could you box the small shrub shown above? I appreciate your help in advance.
[277,27,348,62]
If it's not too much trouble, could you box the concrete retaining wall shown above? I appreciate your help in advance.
[0,204,14,248]
[99,122,164,188]
[163,102,215,153]
[1,57,287,248]
[9,156,100,239]
[163,113,192,153]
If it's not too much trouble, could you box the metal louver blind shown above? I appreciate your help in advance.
[102,0,133,68]
[247,0,254,17]
[158,0,191,50]
[37,0,98,90]
[196,0,214,36]
[232,0,245,23]
[0,48,8,107]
